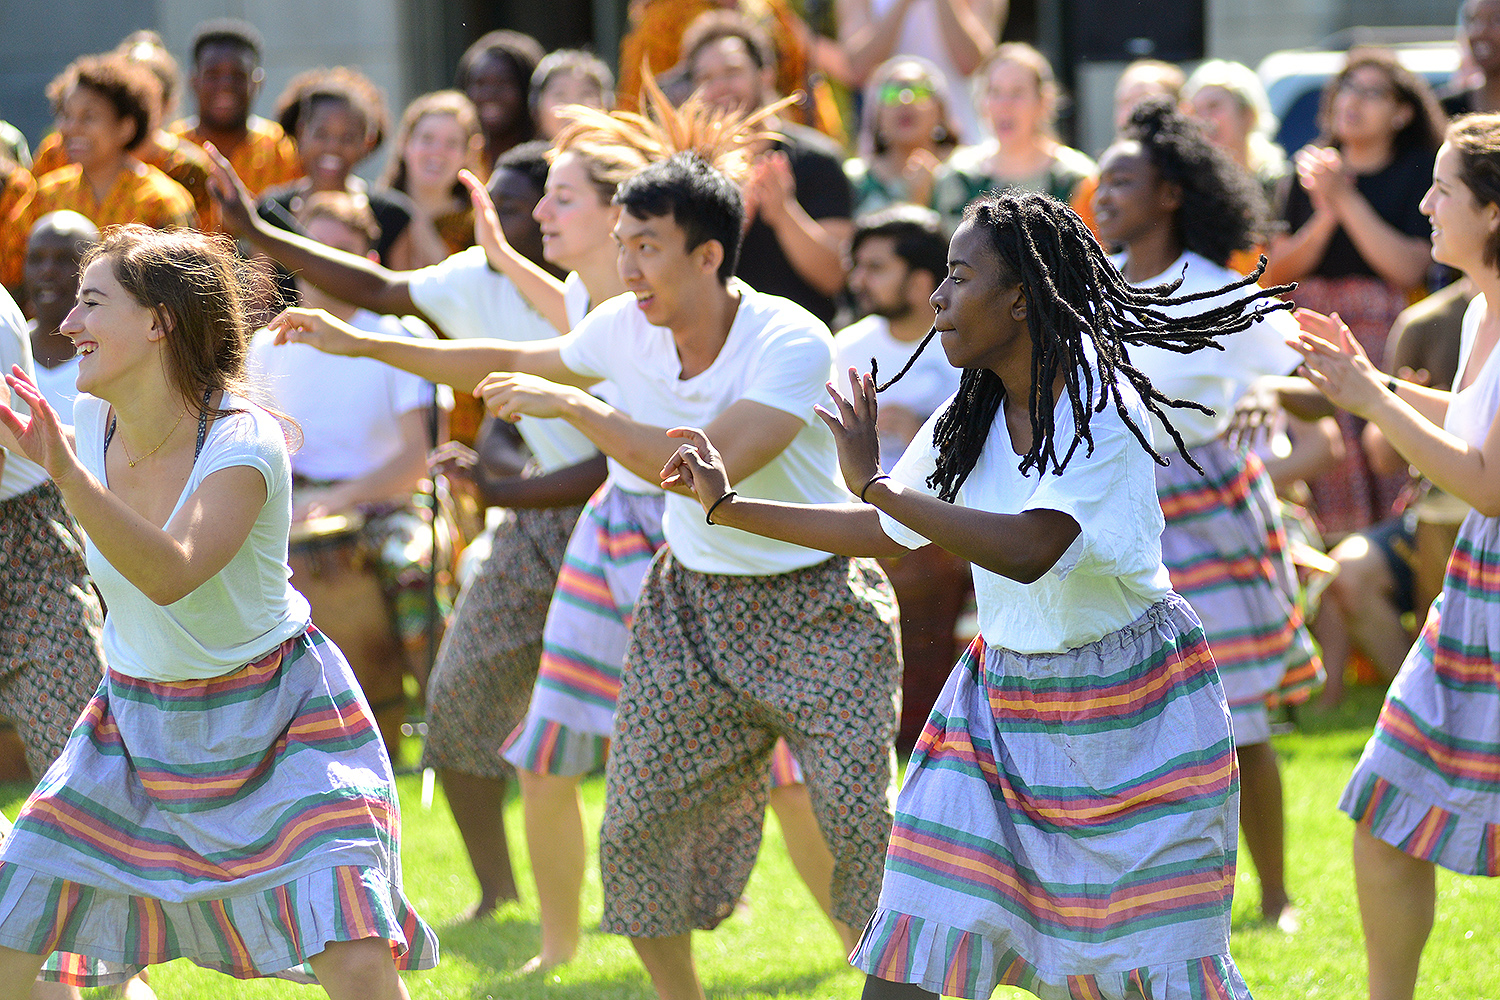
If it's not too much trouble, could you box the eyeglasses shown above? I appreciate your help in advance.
[1336,80,1395,102]
[879,81,936,106]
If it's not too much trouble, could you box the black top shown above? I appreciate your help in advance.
[1281,144,1435,281]
[1441,89,1478,118]
[258,183,416,305]
[734,123,853,326]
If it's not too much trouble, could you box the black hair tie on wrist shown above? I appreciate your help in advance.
[860,474,891,503]
[705,489,737,525]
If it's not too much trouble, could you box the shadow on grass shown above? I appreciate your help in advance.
[467,962,849,1000]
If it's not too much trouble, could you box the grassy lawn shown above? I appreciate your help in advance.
[4,682,1496,999]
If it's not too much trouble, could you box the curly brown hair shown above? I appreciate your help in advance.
[47,54,161,153]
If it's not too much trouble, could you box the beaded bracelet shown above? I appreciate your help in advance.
[705,489,737,525]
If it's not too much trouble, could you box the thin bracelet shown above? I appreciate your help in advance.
[705,489,737,525]
[1387,377,1400,395]
[860,473,891,503]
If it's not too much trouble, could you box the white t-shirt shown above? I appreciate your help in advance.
[0,290,48,501]
[407,246,597,472]
[1446,294,1500,449]
[31,353,82,428]
[249,310,453,483]
[836,315,960,460]
[75,393,311,681]
[879,379,1172,653]
[559,282,849,575]
[1119,252,1303,449]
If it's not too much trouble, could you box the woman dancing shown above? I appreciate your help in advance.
[662,189,1286,998]
[0,226,437,996]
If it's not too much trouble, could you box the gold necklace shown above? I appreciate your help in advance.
[119,410,187,468]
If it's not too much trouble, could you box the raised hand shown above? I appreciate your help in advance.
[661,426,733,512]
[266,307,369,356]
[0,366,79,482]
[459,169,513,272]
[813,367,883,496]
[202,142,260,236]
[1290,309,1386,419]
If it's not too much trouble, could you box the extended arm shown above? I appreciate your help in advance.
[1328,185,1432,291]
[931,0,1004,78]
[461,171,570,333]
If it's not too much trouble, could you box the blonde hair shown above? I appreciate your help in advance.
[378,90,483,196]
[1182,59,1285,178]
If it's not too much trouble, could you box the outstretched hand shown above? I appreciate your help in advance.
[202,142,260,236]
[813,368,883,496]
[266,307,368,355]
[661,426,733,512]
[0,366,78,481]
[1289,309,1387,420]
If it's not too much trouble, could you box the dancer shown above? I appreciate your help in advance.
[663,188,1286,999]
[0,225,437,994]
[268,89,903,1000]
[1094,99,1321,930]
[1294,112,1500,1000]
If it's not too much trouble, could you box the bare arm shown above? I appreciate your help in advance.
[1263,209,1339,286]
[1329,185,1432,291]
[749,153,852,298]
[484,453,608,509]
[838,0,915,84]
[461,171,570,334]
[931,0,1004,77]
[266,307,590,395]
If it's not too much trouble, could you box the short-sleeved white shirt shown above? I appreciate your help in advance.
[0,290,49,500]
[75,393,311,680]
[879,380,1172,653]
[1119,252,1303,448]
[559,282,848,575]
[407,246,596,472]
[249,310,452,483]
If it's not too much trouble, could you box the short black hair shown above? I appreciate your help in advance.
[851,205,948,284]
[614,152,744,281]
[191,18,264,66]
[457,30,544,93]
[493,139,552,196]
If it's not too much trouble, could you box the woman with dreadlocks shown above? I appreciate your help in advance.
[1094,97,1321,933]
[661,188,1287,999]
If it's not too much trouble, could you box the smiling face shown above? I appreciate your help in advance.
[192,42,259,132]
[1092,140,1178,251]
[982,59,1045,146]
[1464,0,1500,79]
[25,226,91,326]
[403,111,469,191]
[533,152,617,271]
[690,36,770,117]
[931,220,1027,372]
[1421,142,1499,273]
[297,99,370,191]
[875,62,943,152]
[60,257,162,398]
[466,51,526,138]
[613,209,717,329]
[57,86,135,174]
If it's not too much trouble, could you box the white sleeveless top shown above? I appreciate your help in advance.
[1445,294,1500,450]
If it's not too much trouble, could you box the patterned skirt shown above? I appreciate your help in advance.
[1288,275,1411,536]
[422,503,581,779]
[1340,510,1500,875]
[850,595,1249,1000]
[502,485,665,776]
[0,628,439,986]
[1158,442,1323,744]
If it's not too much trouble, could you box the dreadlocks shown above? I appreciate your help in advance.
[879,190,1293,503]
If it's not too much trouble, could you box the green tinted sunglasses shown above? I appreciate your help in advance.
[879,81,936,106]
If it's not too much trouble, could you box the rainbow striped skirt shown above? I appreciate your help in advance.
[0,627,438,986]
[1157,440,1321,745]
[503,483,666,776]
[850,595,1252,1000]
[1340,509,1500,875]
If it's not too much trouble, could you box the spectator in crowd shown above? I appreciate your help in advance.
[683,9,853,325]
[24,211,98,426]
[456,30,544,171]
[379,90,484,263]
[932,42,1096,233]
[837,0,1005,143]
[1265,47,1445,538]
[843,56,959,216]
[1182,59,1290,205]
[530,50,614,142]
[1444,0,1500,115]
[23,54,196,235]
[0,156,34,297]
[171,18,302,199]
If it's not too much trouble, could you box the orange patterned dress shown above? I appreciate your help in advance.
[0,163,36,293]
[23,162,195,234]
[32,131,217,230]
[171,116,302,198]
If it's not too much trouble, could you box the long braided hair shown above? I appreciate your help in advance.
[877,190,1293,502]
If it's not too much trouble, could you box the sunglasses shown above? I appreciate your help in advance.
[879,81,936,106]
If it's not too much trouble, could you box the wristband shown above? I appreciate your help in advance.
[860,473,892,503]
[705,489,737,525]
[1387,377,1400,395]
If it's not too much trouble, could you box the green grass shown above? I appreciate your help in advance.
[7,684,1499,999]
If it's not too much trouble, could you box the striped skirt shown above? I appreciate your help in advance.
[0,628,438,986]
[503,484,666,775]
[1158,441,1322,745]
[1340,510,1500,875]
[850,595,1250,1000]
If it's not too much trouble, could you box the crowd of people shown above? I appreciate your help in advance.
[0,3,1497,999]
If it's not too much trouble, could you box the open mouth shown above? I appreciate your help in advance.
[74,341,98,357]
